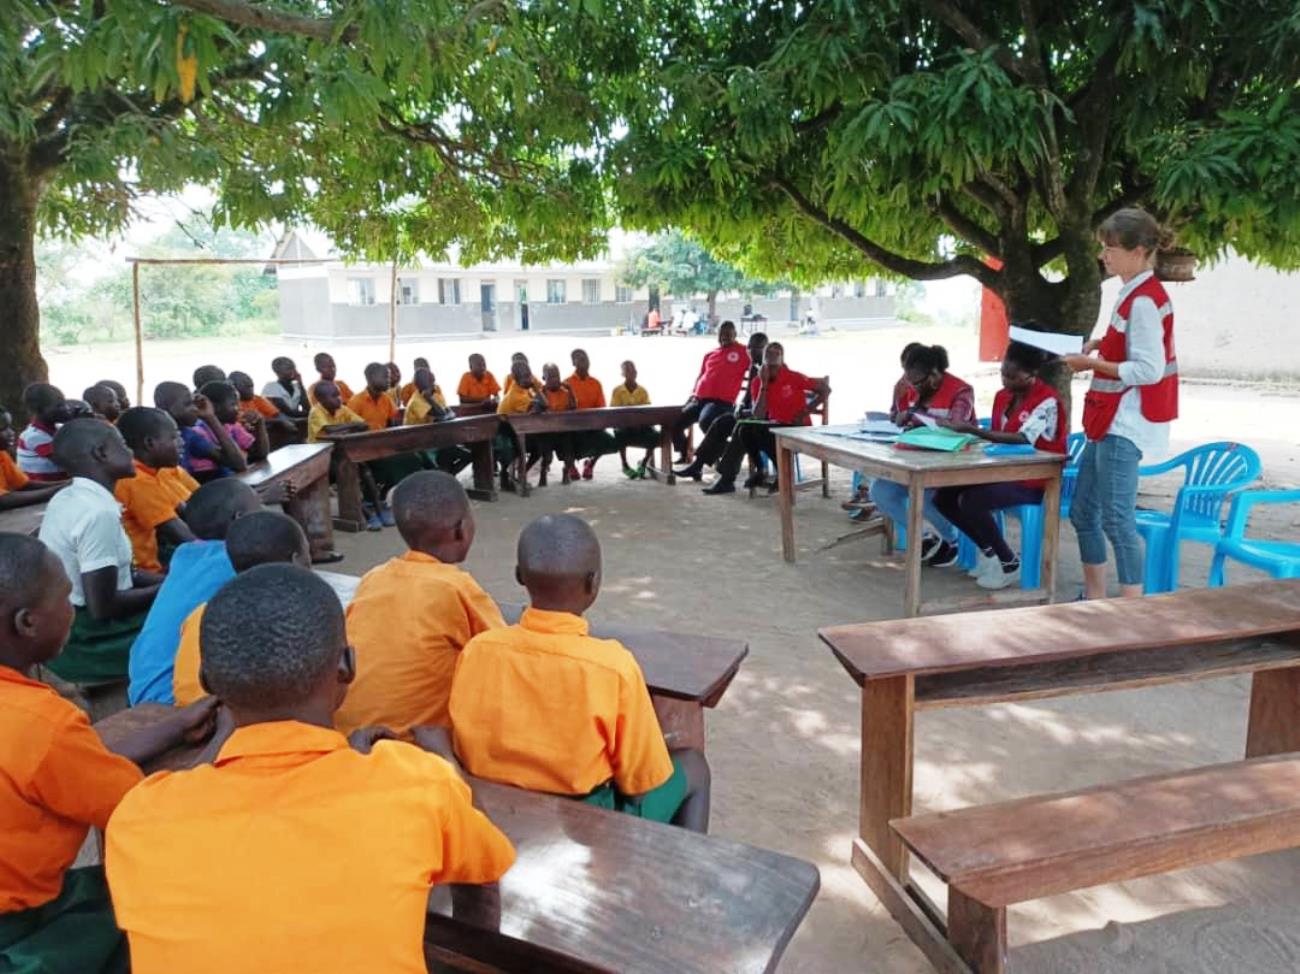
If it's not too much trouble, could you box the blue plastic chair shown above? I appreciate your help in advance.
[1135,442,1263,594]
[1059,432,1087,519]
[1209,489,1300,586]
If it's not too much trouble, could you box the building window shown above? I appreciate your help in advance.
[399,279,419,305]
[349,277,376,305]
[615,285,633,303]
[830,283,845,299]
[874,279,887,297]
[853,280,866,298]
[546,279,566,304]
[582,279,602,304]
[438,278,461,305]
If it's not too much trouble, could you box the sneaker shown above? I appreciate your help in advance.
[926,540,960,568]
[978,558,1021,590]
[366,512,383,531]
[968,552,1000,579]
[564,463,580,482]
[623,465,639,480]
[379,506,395,528]
[582,459,595,480]
[919,534,942,562]
[636,459,648,479]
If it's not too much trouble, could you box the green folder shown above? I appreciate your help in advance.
[896,426,978,452]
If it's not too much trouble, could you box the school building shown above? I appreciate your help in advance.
[270,233,897,341]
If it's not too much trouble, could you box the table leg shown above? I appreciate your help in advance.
[515,432,530,498]
[860,675,914,879]
[777,443,796,563]
[290,473,335,561]
[1245,666,1300,758]
[1039,467,1062,602]
[467,440,497,502]
[652,696,705,751]
[334,455,366,531]
[904,479,925,617]
[660,427,675,485]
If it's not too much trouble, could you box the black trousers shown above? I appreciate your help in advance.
[672,398,734,454]
[717,422,787,483]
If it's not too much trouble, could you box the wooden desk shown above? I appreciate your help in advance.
[317,572,748,750]
[775,426,1066,617]
[321,415,500,530]
[0,502,46,537]
[237,443,335,561]
[450,401,496,417]
[820,579,1300,974]
[94,705,818,974]
[502,405,684,497]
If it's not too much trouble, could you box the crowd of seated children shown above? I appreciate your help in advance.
[16,383,71,483]
[0,407,66,511]
[153,381,248,482]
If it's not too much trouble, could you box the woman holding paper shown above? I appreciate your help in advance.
[870,344,974,568]
[1063,208,1179,599]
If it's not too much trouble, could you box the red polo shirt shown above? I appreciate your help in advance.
[693,344,751,401]
[753,367,819,425]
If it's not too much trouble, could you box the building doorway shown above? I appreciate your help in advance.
[515,280,530,331]
[480,283,497,332]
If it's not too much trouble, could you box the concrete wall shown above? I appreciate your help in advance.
[1094,253,1300,381]
[277,278,333,338]
[662,294,896,329]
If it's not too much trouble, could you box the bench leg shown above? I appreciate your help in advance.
[947,888,1006,974]
[1246,666,1300,758]
[652,696,704,751]
[515,432,531,498]
[861,675,914,879]
[334,456,366,531]
[467,441,497,502]
[660,427,675,485]
[289,473,336,561]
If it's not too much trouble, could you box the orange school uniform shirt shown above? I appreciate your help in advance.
[0,665,141,912]
[242,395,281,419]
[171,604,206,706]
[457,371,500,401]
[565,373,606,409]
[336,552,505,736]
[0,451,29,495]
[115,461,200,573]
[449,607,673,797]
[542,386,574,412]
[105,722,515,974]
[308,379,354,406]
[347,390,400,432]
[496,383,538,416]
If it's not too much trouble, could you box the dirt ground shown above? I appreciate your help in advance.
[51,325,1300,972]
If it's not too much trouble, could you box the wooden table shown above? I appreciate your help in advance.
[95,705,818,974]
[0,502,46,537]
[820,579,1300,974]
[503,405,684,497]
[237,443,335,562]
[321,414,500,531]
[774,426,1066,617]
[318,571,748,751]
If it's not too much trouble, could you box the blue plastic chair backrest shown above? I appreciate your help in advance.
[1170,442,1262,521]
[1066,432,1086,466]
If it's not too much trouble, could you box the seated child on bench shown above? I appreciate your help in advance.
[0,407,66,511]
[449,514,711,832]
[106,565,515,972]
[114,407,198,574]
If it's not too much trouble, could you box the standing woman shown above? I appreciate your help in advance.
[1065,208,1179,599]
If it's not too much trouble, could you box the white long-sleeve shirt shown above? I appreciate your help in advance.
[1103,270,1171,460]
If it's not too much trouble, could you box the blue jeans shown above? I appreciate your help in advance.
[870,480,958,544]
[1070,435,1144,586]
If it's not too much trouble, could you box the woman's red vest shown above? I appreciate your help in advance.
[994,378,1066,489]
[896,372,972,418]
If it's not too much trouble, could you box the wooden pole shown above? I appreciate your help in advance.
[388,259,398,364]
[132,262,144,406]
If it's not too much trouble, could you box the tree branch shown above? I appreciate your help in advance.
[920,0,1030,82]
[770,175,999,286]
[166,0,349,41]
[931,193,1001,257]
[1016,0,1049,86]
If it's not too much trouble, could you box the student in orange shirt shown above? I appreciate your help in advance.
[82,384,122,424]
[457,353,500,405]
[346,364,408,523]
[172,511,311,705]
[114,407,199,573]
[338,472,504,736]
[533,363,577,486]
[398,357,430,406]
[229,371,297,439]
[449,514,711,832]
[386,362,404,408]
[106,565,515,974]
[566,348,617,480]
[501,352,542,394]
[309,352,354,406]
[0,533,216,973]
[0,409,66,511]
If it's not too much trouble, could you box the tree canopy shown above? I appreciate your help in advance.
[611,0,1300,334]
[618,230,785,315]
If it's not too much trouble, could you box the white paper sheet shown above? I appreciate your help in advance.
[859,418,903,434]
[913,413,937,428]
[1009,325,1083,356]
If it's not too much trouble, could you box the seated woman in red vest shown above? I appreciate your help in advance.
[869,344,975,567]
[933,341,1067,590]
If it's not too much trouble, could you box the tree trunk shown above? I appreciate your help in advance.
[706,288,718,326]
[0,149,48,415]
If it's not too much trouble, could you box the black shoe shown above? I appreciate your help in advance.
[499,471,515,492]
[674,462,704,482]
[742,471,768,489]
[926,540,960,568]
[703,480,736,495]
[919,534,942,562]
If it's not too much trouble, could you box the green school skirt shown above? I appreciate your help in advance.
[43,607,144,685]
[579,755,688,824]
[0,866,127,974]
[573,430,619,460]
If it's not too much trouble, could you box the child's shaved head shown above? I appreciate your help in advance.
[183,479,261,540]
[225,511,310,573]
[516,514,602,613]
[0,534,73,667]
[200,565,346,712]
[391,471,474,560]
[0,533,54,618]
[51,417,129,479]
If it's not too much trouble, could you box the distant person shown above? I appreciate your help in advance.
[456,353,500,405]
[114,407,198,573]
[82,384,122,424]
[98,380,131,411]
[192,365,226,391]
[674,331,768,482]
[308,353,353,406]
[0,408,67,511]
[198,381,268,466]
[262,357,309,417]
[670,320,750,465]
[567,348,615,480]
[611,360,660,479]
[229,371,295,436]
[399,357,431,406]
[386,362,404,408]
[153,381,248,482]
[16,383,70,483]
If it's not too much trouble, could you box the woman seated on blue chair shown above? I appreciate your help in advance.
[934,340,1067,589]
[870,343,974,567]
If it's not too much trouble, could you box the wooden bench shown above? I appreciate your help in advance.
[318,572,748,751]
[0,502,46,537]
[237,443,337,562]
[502,405,684,497]
[320,414,500,532]
[893,753,1300,973]
[819,579,1300,972]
